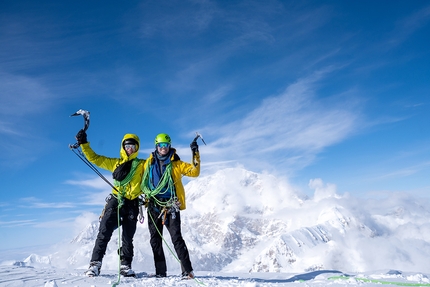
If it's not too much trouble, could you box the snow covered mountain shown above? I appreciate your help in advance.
[19,167,430,275]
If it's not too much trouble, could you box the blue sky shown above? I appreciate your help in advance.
[0,1,429,251]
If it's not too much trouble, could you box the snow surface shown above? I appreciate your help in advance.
[1,167,430,286]
[1,265,430,286]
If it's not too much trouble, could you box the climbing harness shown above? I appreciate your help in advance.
[151,198,181,225]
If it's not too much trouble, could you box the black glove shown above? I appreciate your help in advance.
[75,129,88,145]
[190,141,199,154]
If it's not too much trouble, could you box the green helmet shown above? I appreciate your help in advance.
[154,133,171,145]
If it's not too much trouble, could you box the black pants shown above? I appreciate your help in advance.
[148,204,193,276]
[90,195,139,267]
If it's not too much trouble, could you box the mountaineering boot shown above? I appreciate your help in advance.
[85,261,102,277]
[120,265,136,277]
[181,270,195,280]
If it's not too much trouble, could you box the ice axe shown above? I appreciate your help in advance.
[192,132,207,145]
[191,132,206,166]
[69,109,90,149]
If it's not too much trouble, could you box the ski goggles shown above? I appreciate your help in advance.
[124,144,137,150]
[157,142,171,148]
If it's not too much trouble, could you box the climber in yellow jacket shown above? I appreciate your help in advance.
[141,133,200,279]
[75,130,145,277]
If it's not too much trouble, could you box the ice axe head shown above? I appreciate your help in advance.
[70,109,90,132]
[70,109,89,117]
[192,132,207,145]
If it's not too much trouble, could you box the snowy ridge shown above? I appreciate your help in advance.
[181,168,380,273]
[70,222,99,245]
[13,167,430,275]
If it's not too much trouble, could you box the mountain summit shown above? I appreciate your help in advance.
[25,167,430,274]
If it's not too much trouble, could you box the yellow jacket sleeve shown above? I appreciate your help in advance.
[80,142,118,172]
[80,142,145,200]
[171,152,201,210]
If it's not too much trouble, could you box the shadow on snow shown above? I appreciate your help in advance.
[202,270,346,283]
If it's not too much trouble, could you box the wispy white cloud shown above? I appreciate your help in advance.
[0,72,54,116]
[137,0,217,38]
[65,175,115,205]
[204,85,232,104]
[65,176,112,190]
[0,121,21,136]
[0,72,58,167]
[199,70,361,175]
[0,219,36,227]
[32,217,76,229]
[0,217,76,229]
[146,2,330,95]
[373,161,430,181]
[20,197,76,209]
[388,4,430,47]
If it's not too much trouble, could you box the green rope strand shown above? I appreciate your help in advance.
[141,162,175,206]
[329,276,430,286]
[148,209,181,263]
[141,159,204,284]
[111,169,127,287]
[113,158,140,190]
[147,209,205,285]
[111,194,123,287]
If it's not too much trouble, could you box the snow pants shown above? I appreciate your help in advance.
[147,203,193,276]
[90,194,139,267]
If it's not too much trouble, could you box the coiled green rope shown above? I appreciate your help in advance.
[141,162,175,206]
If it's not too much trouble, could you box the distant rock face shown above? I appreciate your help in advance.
[35,167,430,273]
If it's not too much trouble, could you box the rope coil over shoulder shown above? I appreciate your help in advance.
[141,161,175,207]
[112,158,140,207]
